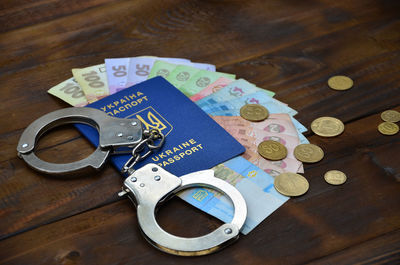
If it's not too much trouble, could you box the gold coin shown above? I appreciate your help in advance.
[274,172,309,197]
[311,117,344,137]
[328,75,353,91]
[381,110,400,123]
[324,170,347,185]
[378,122,399,135]
[240,104,269,122]
[294,144,324,163]
[257,140,287,160]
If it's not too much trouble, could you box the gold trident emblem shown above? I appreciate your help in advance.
[136,111,167,132]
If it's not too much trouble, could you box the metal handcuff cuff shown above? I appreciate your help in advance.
[17,107,247,256]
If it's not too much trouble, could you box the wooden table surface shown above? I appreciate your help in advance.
[1,0,399,264]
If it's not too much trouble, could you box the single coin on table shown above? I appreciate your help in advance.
[328,75,353,91]
[378,122,399,135]
[240,104,269,122]
[324,170,347,185]
[294,144,324,163]
[257,140,287,161]
[274,172,309,197]
[381,110,400,123]
[311,117,344,137]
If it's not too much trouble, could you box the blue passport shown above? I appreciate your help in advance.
[75,77,245,176]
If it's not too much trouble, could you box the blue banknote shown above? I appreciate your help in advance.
[196,79,275,109]
[199,91,298,117]
[178,156,289,234]
[298,132,310,144]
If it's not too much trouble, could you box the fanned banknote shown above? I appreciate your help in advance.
[198,88,307,134]
[200,91,296,116]
[178,70,236,97]
[211,108,307,136]
[212,115,303,173]
[191,62,216,71]
[178,156,289,234]
[125,57,191,87]
[196,79,275,108]
[47,77,88,107]
[268,114,309,144]
[165,65,202,88]
[147,60,181,79]
[147,60,216,80]
[220,114,299,138]
[190,77,234,101]
[105,58,130,94]
[72,64,109,103]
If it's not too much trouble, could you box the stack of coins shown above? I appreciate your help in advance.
[378,110,400,135]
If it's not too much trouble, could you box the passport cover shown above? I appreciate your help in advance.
[75,77,245,176]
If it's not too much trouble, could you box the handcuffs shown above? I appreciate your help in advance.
[17,107,247,256]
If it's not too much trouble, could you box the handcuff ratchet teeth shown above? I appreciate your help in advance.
[17,107,247,255]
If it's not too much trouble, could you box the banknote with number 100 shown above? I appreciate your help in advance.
[72,64,109,103]
[47,77,88,107]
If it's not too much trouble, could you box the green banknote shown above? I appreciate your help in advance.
[179,70,235,97]
[147,60,178,79]
[166,65,201,88]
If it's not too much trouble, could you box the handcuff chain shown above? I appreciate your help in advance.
[121,129,165,175]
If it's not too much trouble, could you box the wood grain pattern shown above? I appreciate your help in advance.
[0,0,399,264]
[308,230,400,264]
[0,110,399,264]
